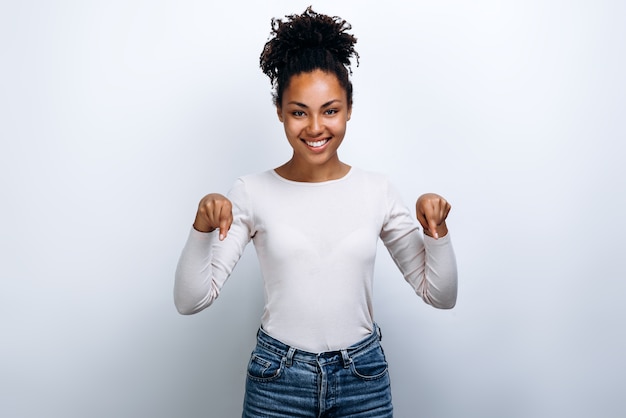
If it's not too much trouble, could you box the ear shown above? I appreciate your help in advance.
[347,105,352,121]
[276,106,284,122]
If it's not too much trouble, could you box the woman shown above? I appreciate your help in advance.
[175,7,457,417]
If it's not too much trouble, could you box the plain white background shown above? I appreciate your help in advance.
[1,1,625,417]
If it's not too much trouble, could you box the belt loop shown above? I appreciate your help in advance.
[340,349,351,368]
[376,323,382,341]
[285,347,296,367]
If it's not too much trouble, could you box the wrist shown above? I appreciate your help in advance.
[423,223,448,239]
[192,221,216,233]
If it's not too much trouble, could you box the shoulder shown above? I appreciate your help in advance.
[232,170,276,189]
[237,169,275,183]
[228,170,282,203]
[351,167,409,209]
[348,166,393,191]
[226,171,277,215]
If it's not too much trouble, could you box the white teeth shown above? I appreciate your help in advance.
[305,139,329,148]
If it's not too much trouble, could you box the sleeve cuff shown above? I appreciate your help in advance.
[423,232,452,246]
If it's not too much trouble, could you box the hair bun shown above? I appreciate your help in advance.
[260,6,359,85]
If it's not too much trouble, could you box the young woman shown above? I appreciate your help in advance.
[175,7,457,417]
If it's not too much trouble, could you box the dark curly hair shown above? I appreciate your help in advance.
[259,6,359,108]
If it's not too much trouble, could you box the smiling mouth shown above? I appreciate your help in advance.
[303,138,329,148]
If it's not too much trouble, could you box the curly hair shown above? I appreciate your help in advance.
[259,6,359,107]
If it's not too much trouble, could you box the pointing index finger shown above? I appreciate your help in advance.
[428,218,439,240]
[218,206,233,241]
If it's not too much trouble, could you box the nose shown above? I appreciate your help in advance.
[306,115,323,137]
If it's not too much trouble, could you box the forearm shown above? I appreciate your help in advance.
[174,228,220,314]
[417,233,458,309]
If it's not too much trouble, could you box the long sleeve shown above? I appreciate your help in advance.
[416,234,458,308]
[380,182,458,309]
[174,228,221,314]
[174,168,457,351]
[174,179,254,315]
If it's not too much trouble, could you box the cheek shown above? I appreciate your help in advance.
[284,120,304,135]
[283,122,302,140]
[329,119,348,135]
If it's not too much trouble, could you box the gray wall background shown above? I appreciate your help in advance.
[2,1,624,417]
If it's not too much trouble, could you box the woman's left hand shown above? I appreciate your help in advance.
[416,193,451,239]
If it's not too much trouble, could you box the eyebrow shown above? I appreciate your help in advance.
[287,99,342,108]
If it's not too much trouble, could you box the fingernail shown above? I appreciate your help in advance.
[219,234,225,241]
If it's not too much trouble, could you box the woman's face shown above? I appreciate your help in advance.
[277,69,352,170]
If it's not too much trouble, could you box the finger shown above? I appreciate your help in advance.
[416,210,429,232]
[422,199,439,239]
[439,199,450,218]
[428,217,439,239]
[442,202,452,221]
[218,203,233,241]
[435,202,451,231]
[219,215,233,240]
[194,201,216,233]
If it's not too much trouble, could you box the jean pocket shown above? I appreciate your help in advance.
[349,345,389,381]
[246,352,284,382]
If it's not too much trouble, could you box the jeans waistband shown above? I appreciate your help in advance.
[255,325,382,367]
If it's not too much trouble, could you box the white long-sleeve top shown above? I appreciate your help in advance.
[174,167,457,352]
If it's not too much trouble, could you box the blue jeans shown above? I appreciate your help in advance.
[242,325,393,417]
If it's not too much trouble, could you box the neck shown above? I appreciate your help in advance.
[275,159,351,183]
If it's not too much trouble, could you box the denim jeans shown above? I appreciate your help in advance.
[242,325,393,417]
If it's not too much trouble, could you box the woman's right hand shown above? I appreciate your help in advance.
[193,193,233,240]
